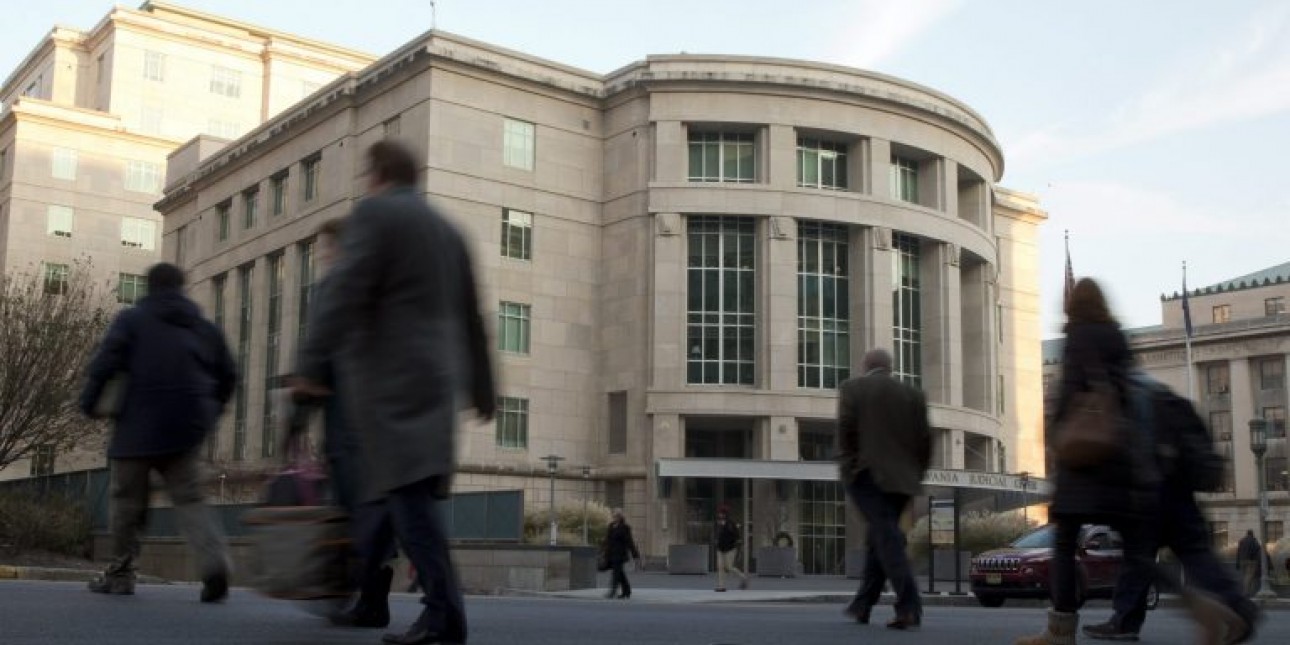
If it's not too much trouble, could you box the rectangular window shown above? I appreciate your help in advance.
[608,391,627,454]
[209,65,242,98]
[503,118,535,171]
[206,119,241,139]
[797,221,850,389]
[797,138,848,190]
[1266,297,1286,317]
[242,188,259,229]
[500,208,533,260]
[892,233,923,386]
[686,216,756,385]
[143,50,165,81]
[117,273,147,305]
[176,224,187,267]
[51,147,77,180]
[121,217,157,251]
[1212,304,1231,324]
[140,104,163,135]
[1266,455,1287,491]
[1209,521,1229,549]
[1259,358,1285,391]
[1268,521,1285,543]
[302,156,320,202]
[688,132,755,183]
[606,481,625,511]
[891,157,919,203]
[263,253,283,459]
[42,262,69,295]
[1205,362,1230,395]
[1210,411,1233,442]
[233,264,254,461]
[212,274,227,332]
[124,160,162,193]
[216,202,231,242]
[270,172,288,216]
[495,396,529,448]
[498,301,532,355]
[297,240,316,346]
[30,445,55,476]
[46,205,73,238]
[1264,406,1286,439]
[383,115,401,138]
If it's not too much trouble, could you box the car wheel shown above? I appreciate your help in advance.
[1145,583,1159,610]
[975,593,1006,608]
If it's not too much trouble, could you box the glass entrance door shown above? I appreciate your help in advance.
[799,480,846,574]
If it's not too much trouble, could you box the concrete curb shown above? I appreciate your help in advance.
[0,565,168,585]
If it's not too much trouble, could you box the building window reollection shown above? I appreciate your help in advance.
[46,205,73,238]
[890,157,919,203]
[891,233,922,387]
[263,253,284,458]
[495,396,529,449]
[498,301,531,355]
[270,172,288,216]
[296,240,315,347]
[1212,304,1230,324]
[117,273,147,305]
[688,132,755,183]
[302,155,321,202]
[143,51,165,82]
[1266,297,1285,316]
[121,217,156,251]
[1205,362,1230,395]
[216,202,231,242]
[209,65,242,98]
[797,138,848,190]
[233,263,254,462]
[503,118,535,171]
[243,188,259,229]
[797,221,850,388]
[1209,521,1229,549]
[42,262,69,295]
[30,445,55,476]
[501,208,533,260]
[212,273,227,332]
[1210,411,1232,441]
[1265,406,1286,439]
[1259,357,1285,391]
[125,160,162,194]
[687,216,755,385]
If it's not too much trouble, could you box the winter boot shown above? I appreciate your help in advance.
[1015,610,1079,645]
[333,566,393,628]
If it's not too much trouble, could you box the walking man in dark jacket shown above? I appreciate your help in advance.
[837,348,931,630]
[714,505,748,592]
[79,263,236,601]
[294,141,494,645]
[1237,531,1263,598]
[604,509,641,599]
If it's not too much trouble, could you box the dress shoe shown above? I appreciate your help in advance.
[200,572,228,603]
[843,604,871,624]
[87,573,135,595]
[886,613,921,630]
[381,626,463,645]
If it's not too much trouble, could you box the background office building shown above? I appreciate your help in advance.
[1043,261,1290,548]
[0,1,371,478]
[155,28,1048,570]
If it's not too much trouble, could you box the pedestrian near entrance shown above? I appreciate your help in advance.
[604,509,641,599]
[79,263,236,602]
[836,348,931,630]
[1237,530,1263,598]
[714,505,748,592]
[295,140,495,645]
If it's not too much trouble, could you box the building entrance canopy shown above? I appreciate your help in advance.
[655,458,1052,497]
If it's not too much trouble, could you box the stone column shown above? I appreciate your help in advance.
[869,139,893,200]
[852,227,894,363]
[943,159,959,217]
[1230,359,1255,499]
[767,125,797,189]
[920,242,963,407]
[654,121,686,182]
[764,416,799,461]
[764,216,798,391]
[647,413,683,554]
[651,213,686,389]
[960,259,992,413]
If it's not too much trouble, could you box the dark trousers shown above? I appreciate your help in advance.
[608,560,631,597]
[845,471,920,617]
[107,451,229,579]
[1108,489,1247,632]
[356,476,465,641]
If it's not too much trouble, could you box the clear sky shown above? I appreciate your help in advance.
[5,1,1288,338]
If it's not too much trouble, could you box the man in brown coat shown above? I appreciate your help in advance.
[837,348,931,630]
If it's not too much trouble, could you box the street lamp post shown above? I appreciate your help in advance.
[1247,419,1277,600]
[541,455,564,546]
[581,465,591,545]
[1018,471,1031,527]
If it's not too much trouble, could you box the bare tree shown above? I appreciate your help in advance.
[0,259,114,473]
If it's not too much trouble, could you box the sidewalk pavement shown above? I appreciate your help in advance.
[0,564,167,585]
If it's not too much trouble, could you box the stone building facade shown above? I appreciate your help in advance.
[0,1,372,478]
[153,29,1048,568]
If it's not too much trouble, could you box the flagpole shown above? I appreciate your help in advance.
[1184,261,1195,400]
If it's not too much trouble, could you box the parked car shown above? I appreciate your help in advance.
[969,524,1158,609]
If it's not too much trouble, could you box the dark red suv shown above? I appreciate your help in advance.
[970,524,1158,609]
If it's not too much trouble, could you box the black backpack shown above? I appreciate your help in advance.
[1150,386,1225,492]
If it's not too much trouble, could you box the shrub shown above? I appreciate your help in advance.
[523,501,612,546]
[0,490,92,557]
[907,510,1035,564]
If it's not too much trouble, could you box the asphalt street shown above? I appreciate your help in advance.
[1,580,1283,645]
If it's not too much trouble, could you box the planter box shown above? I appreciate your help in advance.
[756,546,797,577]
[667,544,708,574]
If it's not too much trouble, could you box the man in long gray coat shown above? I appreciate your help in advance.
[836,348,931,630]
[295,140,494,645]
